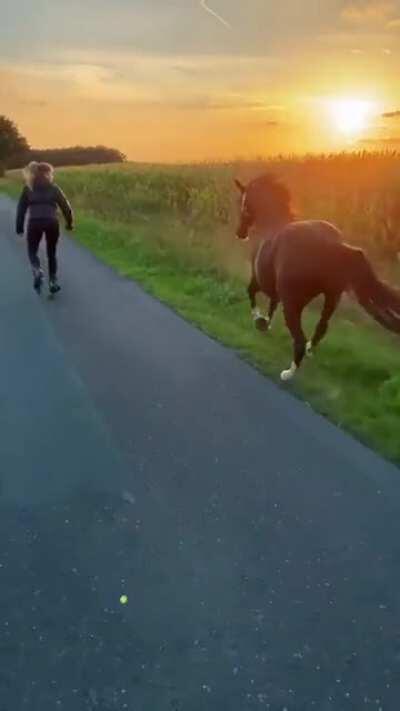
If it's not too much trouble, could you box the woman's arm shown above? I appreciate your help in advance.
[54,186,74,229]
[16,187,29,234]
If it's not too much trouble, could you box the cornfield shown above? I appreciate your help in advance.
[54,151,400,261]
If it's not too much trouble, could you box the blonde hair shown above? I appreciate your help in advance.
[23,161,54,187]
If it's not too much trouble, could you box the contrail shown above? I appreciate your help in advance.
[200,0,231,29]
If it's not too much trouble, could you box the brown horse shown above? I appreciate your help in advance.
[235,173,400,381]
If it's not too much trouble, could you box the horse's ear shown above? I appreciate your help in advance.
[234,179,246,194]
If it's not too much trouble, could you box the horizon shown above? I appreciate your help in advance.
[2,1,400,161]
[9,147,400,169]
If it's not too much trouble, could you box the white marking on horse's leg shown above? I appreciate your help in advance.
[280,362,297,381]
[252,308,270,331]
[306,340,313,357]
[252,307,270,322]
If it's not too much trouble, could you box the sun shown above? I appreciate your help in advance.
[327,98,375,138]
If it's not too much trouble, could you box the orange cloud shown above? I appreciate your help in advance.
[360,136,400,144]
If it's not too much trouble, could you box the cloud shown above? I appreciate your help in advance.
[11,50,284,113]
[382,110,400,117]
[359,136,400,144]
[0,1,353,63]
[135,97,268,111]
[0,56,284,116]
[341,1,396,25]
[19,100,48,108]
[238,117,286,131]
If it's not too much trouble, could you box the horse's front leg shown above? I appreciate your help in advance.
[247,277,271,332]
[267,295,279,329]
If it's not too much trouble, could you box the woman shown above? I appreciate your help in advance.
[16,162,74,294]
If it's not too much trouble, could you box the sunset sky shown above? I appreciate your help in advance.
[2,0,400,161]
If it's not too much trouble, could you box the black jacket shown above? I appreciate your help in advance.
[16,179,74,234]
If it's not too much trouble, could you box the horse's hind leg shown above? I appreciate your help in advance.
[247,276,270,331]
[307,292,340,356]
[281,299,307,381]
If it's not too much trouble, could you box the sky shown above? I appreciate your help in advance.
[1,0,400,161]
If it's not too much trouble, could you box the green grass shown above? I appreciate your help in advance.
[2,159,400,464]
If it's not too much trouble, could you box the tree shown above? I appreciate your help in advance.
[8,145,126,170]
[0,116,29,176]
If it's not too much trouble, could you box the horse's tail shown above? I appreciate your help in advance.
[347,246,400,333]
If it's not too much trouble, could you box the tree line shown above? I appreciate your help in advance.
[0,116,126,175]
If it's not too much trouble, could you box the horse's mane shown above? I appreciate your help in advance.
[247,173,294,219]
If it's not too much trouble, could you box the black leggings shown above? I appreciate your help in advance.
[27,220,60,279]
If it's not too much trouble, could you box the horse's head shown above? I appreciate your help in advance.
[234,174,293,240]
[234,179,253,240]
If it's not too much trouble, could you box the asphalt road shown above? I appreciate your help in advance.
[1,194,400,710]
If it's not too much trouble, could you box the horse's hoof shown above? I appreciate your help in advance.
[255,317,270,332]
[280,363,297,381]
[306,341,314,357]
